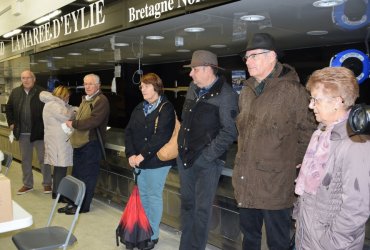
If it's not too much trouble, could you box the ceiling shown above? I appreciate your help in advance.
[10,0,370,75]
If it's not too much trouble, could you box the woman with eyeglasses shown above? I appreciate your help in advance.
[294,67,370,249]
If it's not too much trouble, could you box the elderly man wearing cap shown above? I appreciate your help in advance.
[177,50,238,250]
[232,33,315,249]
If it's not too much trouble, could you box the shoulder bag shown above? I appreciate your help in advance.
[154,102,180,161]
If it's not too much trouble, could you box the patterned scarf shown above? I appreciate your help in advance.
[143,96,162,116]
[295,111,349,195]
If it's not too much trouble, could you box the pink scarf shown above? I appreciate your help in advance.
[295,112,349,195]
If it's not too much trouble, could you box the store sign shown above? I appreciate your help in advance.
[128,0,202,22]
[10,0,106,53]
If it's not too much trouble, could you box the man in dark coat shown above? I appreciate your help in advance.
[6,69,51,195]
[232,33,316,250]
[177,50,238,250]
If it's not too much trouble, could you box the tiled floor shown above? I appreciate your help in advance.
[0,160,220,250]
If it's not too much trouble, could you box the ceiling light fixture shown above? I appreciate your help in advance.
[52,56,64,59]
[176,49,191,53]
[68,52,82,56]
[34,10,62,25]
[149,53,162,56]
[210,44,227,48]
[312,0,345,7]
[115,43,129,47]
[38,59,48,62]
[89,48,104,52]
[184,27,205,33]
[240,15,265,21]
[145,35,164,40]
[3,29,21,38]
[306,30,329,35]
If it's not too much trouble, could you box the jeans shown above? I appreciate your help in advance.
[72,140,101,212]
[19,134,51,188]
[177,154,223,250]
[136,166,171,240]
[239,207,292,250]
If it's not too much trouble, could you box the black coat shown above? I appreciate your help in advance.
[6,84,45,142]
[125,96,176,169]
[178,77,238,168]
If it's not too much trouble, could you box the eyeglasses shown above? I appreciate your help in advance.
[309,96,339,105]
[242,51,270,62]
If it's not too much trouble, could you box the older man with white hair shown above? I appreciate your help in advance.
[58,73,110,215]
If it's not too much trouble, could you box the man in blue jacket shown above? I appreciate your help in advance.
[6,70,51,195]
[177,50,238,250]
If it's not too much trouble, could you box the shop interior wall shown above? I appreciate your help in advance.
[33,41,370,130]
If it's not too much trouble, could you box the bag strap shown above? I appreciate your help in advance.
[154,101,168,133]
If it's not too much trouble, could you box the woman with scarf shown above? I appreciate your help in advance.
[124,73,176,250]
[294,67,370,249]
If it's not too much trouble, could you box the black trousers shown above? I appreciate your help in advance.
[72,140,101,212]
[239,207,292,250]
[52,166,68,196]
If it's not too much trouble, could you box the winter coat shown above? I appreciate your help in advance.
[294,119,370,250]
[125,95,176,169]
[6,84,45,141]
[70,91,110,149]
[232,62,316,210]
[177,77,238,168]
[40,91,77,167]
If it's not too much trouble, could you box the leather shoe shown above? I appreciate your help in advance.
[57,204,74,213]
[143,239,158,250]
[65,206,89,215]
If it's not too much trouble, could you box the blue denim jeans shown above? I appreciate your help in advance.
[177,154,223,250]
[239,207,292,250]
[136,166,171,240]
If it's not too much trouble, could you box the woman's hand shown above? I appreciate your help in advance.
[128,155,137,168]
[135,154,144,166]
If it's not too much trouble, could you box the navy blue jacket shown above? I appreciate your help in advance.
[178,77,238,168]
[125,96,176,169]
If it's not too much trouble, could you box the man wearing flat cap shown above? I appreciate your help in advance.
[177,50,238,250]
[232,33,315,249]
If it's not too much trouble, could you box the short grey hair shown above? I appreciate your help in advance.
[84,74,101,85]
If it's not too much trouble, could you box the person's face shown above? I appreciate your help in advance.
[140,83,159,104]
[309,87,341,126]
[21,71,35,91]
[244,49,273,81]
[189,66,210,88]
[83,76,100,96]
